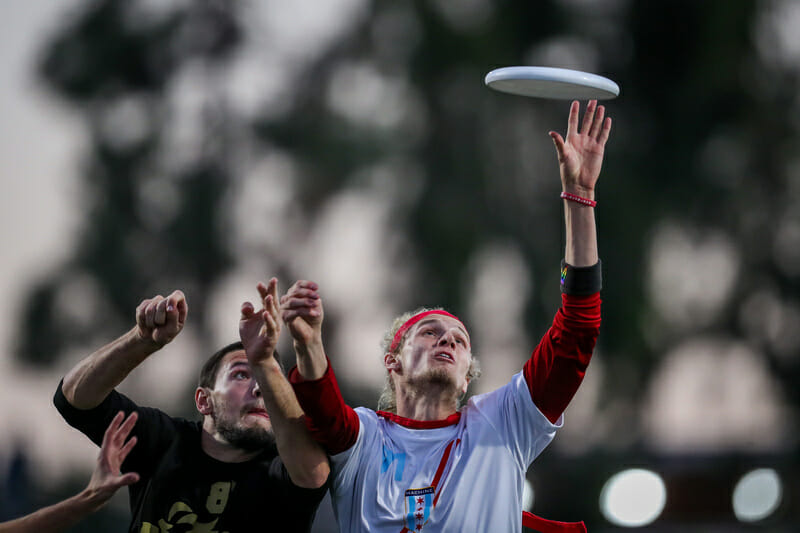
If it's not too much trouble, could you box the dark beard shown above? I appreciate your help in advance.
[406,368,460,404]
[213,415,275,452]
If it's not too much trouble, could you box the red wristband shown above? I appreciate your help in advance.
[560,191,596,207]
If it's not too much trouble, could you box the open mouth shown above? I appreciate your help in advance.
[246,409,270,420]
[433,351,455,363]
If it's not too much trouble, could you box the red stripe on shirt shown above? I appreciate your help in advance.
[432,438,460,507]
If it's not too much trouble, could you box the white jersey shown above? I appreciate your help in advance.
[329,372,562,533]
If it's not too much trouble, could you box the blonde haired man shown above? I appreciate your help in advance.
[283,101,609,532]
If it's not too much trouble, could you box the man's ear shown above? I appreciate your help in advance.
[196,387,213,416]
[384,352,402,374]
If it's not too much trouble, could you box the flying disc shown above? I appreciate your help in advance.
[485,66,619,100]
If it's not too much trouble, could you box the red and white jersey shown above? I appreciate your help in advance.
[329,372,561,533]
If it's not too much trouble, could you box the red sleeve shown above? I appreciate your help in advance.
[523,293,601,424]
[289,359,360,455]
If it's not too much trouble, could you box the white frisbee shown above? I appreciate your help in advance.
[485,66,619,100]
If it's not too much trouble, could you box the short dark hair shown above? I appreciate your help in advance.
[198,341,244,389]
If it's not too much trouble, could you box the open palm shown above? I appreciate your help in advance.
[239,279,281,364]
[550,100,612,194]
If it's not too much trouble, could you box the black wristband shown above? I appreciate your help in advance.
[560,260,602,295]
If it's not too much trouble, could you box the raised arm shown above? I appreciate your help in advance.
[523,101,609,423]
[61,291,188,409]
[281,281,360,455]
[0,412,139,533]
[549,99,610,267]
[280,280,328,379]
[239,278,329,488]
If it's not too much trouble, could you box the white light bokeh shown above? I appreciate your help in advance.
[600,469,666,527]
[326,61,427,138]
[643,337,790,453]
[646,222,739,331]
[732,468,782,522]
[754,0,800,70]
[739,288,800,363]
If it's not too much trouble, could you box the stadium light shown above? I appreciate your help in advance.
[732,468,782,522]
[600,468,666,527]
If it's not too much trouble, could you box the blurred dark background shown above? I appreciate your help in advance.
[0,0,797,530]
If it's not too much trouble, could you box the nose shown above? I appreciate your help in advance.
[438,331,456,348]
[251,379,261,398]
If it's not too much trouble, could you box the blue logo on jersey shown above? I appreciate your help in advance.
[405,487,434,530]
[381,446,406,481]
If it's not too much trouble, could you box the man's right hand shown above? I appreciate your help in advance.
[280,281,323,347]
[134,290,188,347]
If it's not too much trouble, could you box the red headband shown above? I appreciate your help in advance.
[389,310,465,353]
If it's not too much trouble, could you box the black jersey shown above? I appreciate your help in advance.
[54,381,327,532]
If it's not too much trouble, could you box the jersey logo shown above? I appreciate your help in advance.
[404,487,434,531]
[139,481,234,532]
[381,446,407,481]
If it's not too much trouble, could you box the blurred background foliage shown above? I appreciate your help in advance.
[4,0,798,530]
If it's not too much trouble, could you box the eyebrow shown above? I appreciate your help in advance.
[227,361,250,372]
[415,318,470,342]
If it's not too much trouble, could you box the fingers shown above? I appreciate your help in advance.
[136,296,162,331]
[116,411,138,443]
[101,411,126,450]
[263,305,279,335]
[281,295,322,317]
[564,100,611,145]
[280,280,320,305]
[267,278,279,315]
[164,290,187,331]
[566,100,580,138]
[101,411,137,464]
[154,298,168,327]
[598,116,612,145]
[240,301,256,318]
[167,290,188,324]
[282,308,320,322]
[579,99,597,135]
[588,103,605,139]
[136,291,187,334]
[257,281,270,302]
[115,471,140,488]
[549,131,566,160]
[119,436,138,462]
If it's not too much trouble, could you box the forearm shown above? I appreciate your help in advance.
[293,338,329,380]
[62,327,158,409]
[0,488,106,533]
[252,358,330,488]
[563,196,598,268]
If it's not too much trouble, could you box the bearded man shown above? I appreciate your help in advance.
[55,282,328,532]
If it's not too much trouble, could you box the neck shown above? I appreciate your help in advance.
[200,419,261,463]
[394,388,459,421]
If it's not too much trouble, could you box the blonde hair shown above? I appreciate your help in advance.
[377,307,481,413]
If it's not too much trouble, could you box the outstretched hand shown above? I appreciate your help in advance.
[239,278,282,364]
[280,280,323,347]
[549,100,612,196]
[135,290,187,347]
[86,411,140,507]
